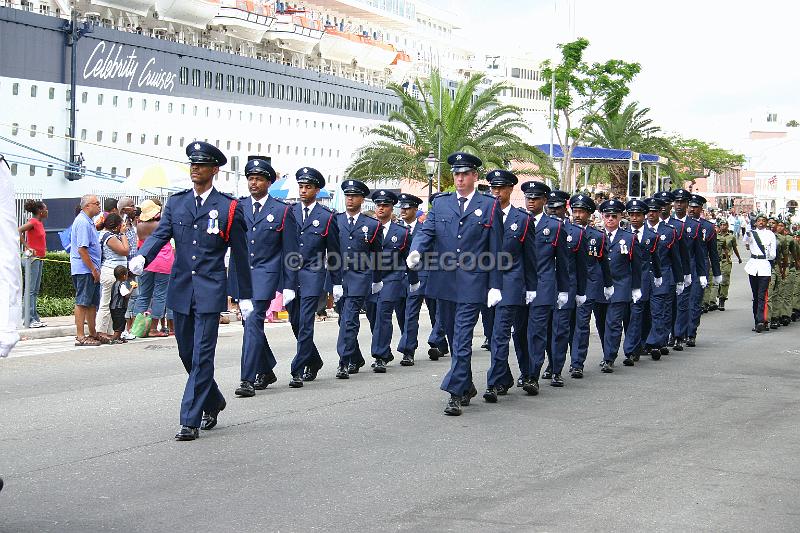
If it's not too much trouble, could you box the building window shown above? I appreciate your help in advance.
[287,85,294,101]
[268,82,275,98]
[191,69,200,87]
[247,79,255,95]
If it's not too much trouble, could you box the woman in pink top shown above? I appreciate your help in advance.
[18,199,48,328]
[132,200,174,337]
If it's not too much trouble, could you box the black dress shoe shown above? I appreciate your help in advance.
[483,387,498,403]
[649,348,662,360]
[516,376,524,387]
[347,363,360,374]
[496,384,509,395]
[550,374,564,387]
[235,380,255,397]
[781,316,791,326]
[673,339,684,351]
[660,346,669,355]
[686,337,696,347]
[569,368,583,379]
[335,364,350,379]
[522,378,539,396]
[428,346,441,360]
[754,322,765,333]
[373,359,387,373]
[461,384,478,406]
[623,356,634,367]
[632,349,641,362]
[667,336,676,347]
[175,426,199,441]
[302,365,321,381]
[770,320,780,329]
[541,369,553,380]
[253,371,277,390]
[444,395,462,416]
[400,353,415,366]
[600,361,614,373]
[200,399,226,430]
[480,338,490,350]
[289,374,304,388]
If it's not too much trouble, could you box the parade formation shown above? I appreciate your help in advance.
[125,142,800,440]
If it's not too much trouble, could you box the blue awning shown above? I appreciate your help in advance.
[537,145,668,165]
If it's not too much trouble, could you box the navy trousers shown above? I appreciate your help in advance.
[688,279,704,338]
[337,295,365,366]
[438,300,481,396]
[547,307,573,375]
[288,293,322,375]
[749,275,770,325]
[645,291,672,348]
[570,299,595,370]
[174,307,225,428]
[240,299,277,382]
[487,304,526,388]
[397,292,433,356]
[427,298,448,351]
[371,298,400,361]
[673,283,691,340]
[602,302,627,362]
[527,304,552,378]
[481,305,495,340]
[623,299,649,356]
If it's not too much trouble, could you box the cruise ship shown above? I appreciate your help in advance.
[1,0,482,232]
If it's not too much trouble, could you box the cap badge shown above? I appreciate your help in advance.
[474,208,482,217]
[254,161,260,166]
[494,171,500,176]
[380,190,385,195]
[303,168,308,173]
[266,213,274,222]
[312,219,320,227]
[209,209,219,219]
[543,228,551,236]
[510,222,518,231]
[456,154,462,160]
[194,143,200,150]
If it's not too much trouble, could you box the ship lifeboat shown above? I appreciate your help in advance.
[155,0,220,29]
[211,0,274,42]
[389,50,412,82]
[263,13,323,55]
[319,28,397,71]
[91,0,155,16]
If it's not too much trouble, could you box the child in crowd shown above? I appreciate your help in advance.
[110,265,132,343]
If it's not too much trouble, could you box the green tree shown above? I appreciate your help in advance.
[786,119,799,127]
[584,101,676,196]
[540,38,641,189]
[346,69,555,189]
[668,137,745,188]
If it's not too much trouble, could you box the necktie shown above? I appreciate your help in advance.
[458,197,467,215]
[383,224,388,241]
[348,216,354,228]
[303,206,309,222]
[253,202,261,215]
[195,196,202,211]
[606,230,612,241]
[501,210,506,225]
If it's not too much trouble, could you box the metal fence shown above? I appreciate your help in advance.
[14,189,43,229]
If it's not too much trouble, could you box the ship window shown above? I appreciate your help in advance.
[29,165,35,177]
[155,101,160,112]
[249,112,253,122]
[287,86,293,101]
[359,98,364,112]
[140,134,146,144]
[192,106,197,116]
[167,136,172,146]
[217,108,221,118]
[336,150,340,158]
[228,110,232,119]
[47,126,54,138]
[112,132,117,143]
[321,92,327,106]
[277,145,281,154]
[312,148,315,156]
[237,142,242,150]
[168,103,173,113]
[345,96,351,110]
[267,144,271,152]
[28,85,37,98]
[47,166,53,177]
[10,164,16,176]
[128,97,133,108]
[80,129,87,141]
[96,131,102,142]
[296,87,303,103]
[226,75,234,92]
[205,107,209,117]
[204,71,212,89]
[277,84,285,100]
[304,147,307,156]
[305,88,311,104]
[81,92,88,104]
[237,77,245,94]
[29,125,36,137]
[239,111,243,121]
[247,142,252,151]
[12,83,19,96]
[329,92,335,108]
[304,120,308,128]
[259,113,263,123]
[227,141,231,150]
[126,133,132,143]
[215,73,223,91]
[142,99,147,111]
[11,123,18,136]
[257,143,261,152]
[97,93,103,105]
[154,135,159,146]
[295,146,299,155]
[111,167,117,177]
[65,89,70,101]
[125,168,131,177]
[268,82,275,98]
[247,79,255,95]
[179,137,184,146]
[313,90,319,105]
[112,95,118,107]
[336,94,342,109]
[181,104,186,114]
[179,67,189,85]
[258,81,265,97]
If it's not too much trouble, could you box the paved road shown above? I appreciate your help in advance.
[1,263,799,532]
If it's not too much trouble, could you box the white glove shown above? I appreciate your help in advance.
[556,291,569,309]
[409,281,420,293]
[603,286,615,300]
[699,276,708,288]
[487,288,502,307]
[282,289,296,306]
[0,332,20,358]
[238,299,254,321]
[654,277,663,288]
[525,291,537,304]
[632,288,642,304]
[684,274,692,286]
[129,255,145,276]
[406,249,421,269]
[372,281,384,294]
[713,275,722,285]
[576,294,587,307]
[676,282,685,296]
[332,284,344,302]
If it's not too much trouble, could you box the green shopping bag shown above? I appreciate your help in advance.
[130,312,150,338]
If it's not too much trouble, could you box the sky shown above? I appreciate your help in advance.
[435,0,800,150]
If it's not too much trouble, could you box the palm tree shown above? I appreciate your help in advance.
[584,102,676,196]
[346,69,555,190]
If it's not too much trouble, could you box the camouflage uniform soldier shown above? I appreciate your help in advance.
[715,220,741,311]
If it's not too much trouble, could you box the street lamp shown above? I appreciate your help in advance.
[424,150,439,203]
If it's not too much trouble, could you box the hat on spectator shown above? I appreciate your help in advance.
[138,199,161,222]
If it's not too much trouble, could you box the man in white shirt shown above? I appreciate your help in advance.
[743,213,777,332]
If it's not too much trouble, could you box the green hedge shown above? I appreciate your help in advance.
[36,295,75,317]
[39,252,74,299]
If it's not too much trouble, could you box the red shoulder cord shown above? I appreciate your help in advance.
[276,205,289,232]
[598,232,606,258]
[369,222,381,244]
[220,199,238,242]
[482,199,498,228]
[628,235,634,260]
[571,227,583,253]
[551,221,562,247]
[518,214,530,242]
[321,212,333,237]
[399,227,409,250]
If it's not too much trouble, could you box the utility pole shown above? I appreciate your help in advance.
[64,11,92,180]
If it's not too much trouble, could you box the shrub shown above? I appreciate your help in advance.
[39,252,74,299]
[36,295,75,317]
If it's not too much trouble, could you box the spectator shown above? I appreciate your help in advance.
[70,194,102,346]
[95,197,119,230]
[96,213,130,340]
[109,265,131,343]
[17,199,48,328]
[117,196,140,339]
[133,199,173,337]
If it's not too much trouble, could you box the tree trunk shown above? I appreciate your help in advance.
[610,166,628,198]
